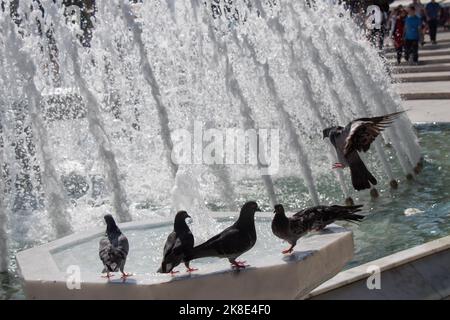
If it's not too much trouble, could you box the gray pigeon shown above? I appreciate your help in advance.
[323,111,404,191]
[99,214,130,279]
[188,201,261,269]
[158,210,197,274]
[272,204,364,254]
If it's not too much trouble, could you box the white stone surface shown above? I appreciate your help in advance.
[16,213,354,300]
[396,81,450,94]
[405,99,450,122]
[305,235,450,300]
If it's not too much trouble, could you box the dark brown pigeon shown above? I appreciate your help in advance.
[99,214,130,279]
[158,210,197,274]
[323,111,404,191]
[272,204,364,254]
[188,201,261,269]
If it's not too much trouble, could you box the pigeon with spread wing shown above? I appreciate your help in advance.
[272,204,364,254]
[323,111,404,191]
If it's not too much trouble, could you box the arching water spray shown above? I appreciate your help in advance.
[4,19,72,237]
[241,5,319,205]
[121,0,178,179]
[39,1,132,223]
[0,125,8,272]
[171,167,220,242]
[263,8,352,204]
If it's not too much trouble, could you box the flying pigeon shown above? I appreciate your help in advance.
[158,210,197,274]
[188,201,261,269]
[323,111,404,191]
[99,214,131,279]
[272,203,364,254]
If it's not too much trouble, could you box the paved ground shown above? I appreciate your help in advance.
[386,30,450,122]
[403,99,450,122]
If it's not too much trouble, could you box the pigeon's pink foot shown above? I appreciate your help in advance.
[121,272,132,280]
[186,267,198,273]
[101,273,114,279]
[332,163,345,169]
[231,260,249,269]
[282,248,293,254]
[170,270,180,276]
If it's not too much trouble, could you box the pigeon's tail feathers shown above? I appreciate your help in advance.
[350,158,377,191]
[330,204,365,223]
[157,262,171,274]
[187,232,223,261]
[188,241,218,261]
[188,245,210,261]
[99,245,126,272]
[341,214,365,224]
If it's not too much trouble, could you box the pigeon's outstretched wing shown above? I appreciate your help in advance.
[99,233,129,273]
[293,205,364,232]
[272,203,364,255]
[344,111,405,156]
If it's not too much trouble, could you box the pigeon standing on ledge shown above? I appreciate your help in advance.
[99,214,131,279]
[323,111,405,191]
[272,204,364,254]
[188,201,261,269]
[158,210,197,274]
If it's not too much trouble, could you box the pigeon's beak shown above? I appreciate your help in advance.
[273,209,276,214]
[256,206,262,212]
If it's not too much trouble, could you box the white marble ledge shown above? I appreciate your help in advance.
[306,235,450,298]
[16,213,355,300]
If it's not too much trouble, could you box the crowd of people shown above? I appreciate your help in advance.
[388,0,448,64]
[344,0,449,64]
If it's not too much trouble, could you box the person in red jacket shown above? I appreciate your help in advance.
[393,7,407,64]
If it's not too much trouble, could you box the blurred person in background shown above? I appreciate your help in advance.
[393,6,407,64]
[404,5,421,64]
[425,0,441,44]
[411,0,426,45]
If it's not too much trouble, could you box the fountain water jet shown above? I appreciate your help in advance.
[121,1,178,180]
[0,132,7,272]
[240,35,320,206]
[268,10,352,203]
[22,1,133,224]
[122,0,239,209]
[4,20,73,236]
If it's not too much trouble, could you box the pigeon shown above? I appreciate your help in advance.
[99,214,131,279]
[158,210,197,274]
[188,201,261,269]
[323,111,404,191]
[272,204,364,254]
